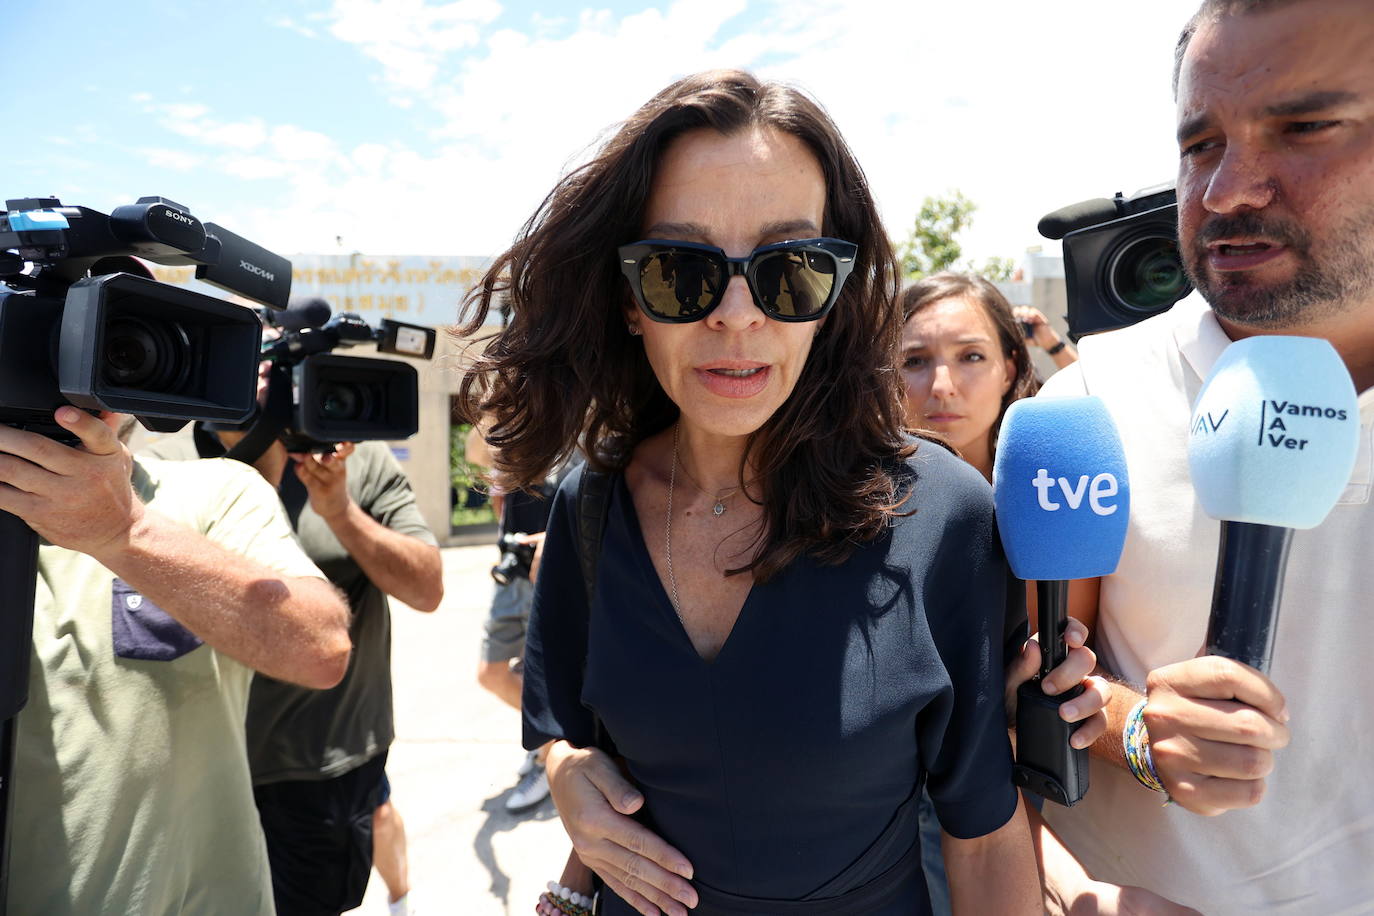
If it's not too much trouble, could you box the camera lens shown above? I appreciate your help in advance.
[103,316,192,391]
[1109,235,1190,314]
[317,381,373,421]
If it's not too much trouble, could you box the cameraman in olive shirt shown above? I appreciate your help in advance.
[13,409,350,916]
[145,428,443,916]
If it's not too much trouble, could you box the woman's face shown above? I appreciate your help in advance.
[899,295,1015,456]
[631,127,828,441]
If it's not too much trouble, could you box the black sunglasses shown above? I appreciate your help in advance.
[618,237,857,323]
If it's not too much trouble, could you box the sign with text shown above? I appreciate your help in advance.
[150,253,495,329]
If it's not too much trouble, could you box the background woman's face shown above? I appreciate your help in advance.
[632,126,828,441]
[899,296,1014,456]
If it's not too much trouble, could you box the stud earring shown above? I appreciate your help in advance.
[627,324,641,336]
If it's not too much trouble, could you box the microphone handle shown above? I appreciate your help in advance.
[1038,579,1070,679]
[1205,521,1295,674]
[1016,577,1089,806]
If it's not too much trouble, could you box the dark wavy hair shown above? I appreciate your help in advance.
[899,271,1039,454]
[456,69,911,581]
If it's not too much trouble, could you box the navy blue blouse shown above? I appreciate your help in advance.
[523,444,1025,912]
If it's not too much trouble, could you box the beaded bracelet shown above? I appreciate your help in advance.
[539,881,596,916]
[1122,698,1169,799]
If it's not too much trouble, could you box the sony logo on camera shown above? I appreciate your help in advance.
[240,259,276,282]
[162,208,194,227]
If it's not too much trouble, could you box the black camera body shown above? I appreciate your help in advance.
[1039,184,1192,339]
[491,532,536,585]
[0,196,288,434]
[257,305,437,452]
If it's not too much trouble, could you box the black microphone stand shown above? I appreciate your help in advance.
[0,509,39,916]
[1205,521,1294,674]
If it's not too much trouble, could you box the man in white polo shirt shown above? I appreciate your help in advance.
[1036,0,1374,912]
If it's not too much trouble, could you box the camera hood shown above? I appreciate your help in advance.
[58,272,262,431]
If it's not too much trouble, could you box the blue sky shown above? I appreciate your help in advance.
[7,0,1201,267]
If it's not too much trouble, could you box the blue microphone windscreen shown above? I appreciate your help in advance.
[994,396,1131,580]
[1188,336,1358,528]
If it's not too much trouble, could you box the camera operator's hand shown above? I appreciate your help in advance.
[517,531,547,583]
[0,408,142,558]
[289,441,444,612]
[290,442,356,521]
[1013,306,1077,368]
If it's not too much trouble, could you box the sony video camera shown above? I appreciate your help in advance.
[1038,184,1192,339]
[0,196,288,435]
[254,298,437,452]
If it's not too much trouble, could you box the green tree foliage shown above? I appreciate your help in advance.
[979,256,1016,282]
[450,422,495,527]
[896,191,1015,282]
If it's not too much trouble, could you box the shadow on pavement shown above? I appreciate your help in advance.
[474,787,561,909]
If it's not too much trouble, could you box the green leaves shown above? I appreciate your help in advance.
[895,191,1014,282]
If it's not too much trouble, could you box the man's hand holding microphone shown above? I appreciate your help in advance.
[1131,335,1357,815]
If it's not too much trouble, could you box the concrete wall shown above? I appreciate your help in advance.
[996,271,1071,384]
[382,330,494,548]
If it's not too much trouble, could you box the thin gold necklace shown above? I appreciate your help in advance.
[673,436,747,517]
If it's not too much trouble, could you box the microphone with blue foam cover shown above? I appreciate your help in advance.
[993,396,1131,806]
[995,396,1131,583]
[1188,335,1359,673]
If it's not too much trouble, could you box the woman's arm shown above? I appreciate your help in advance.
[942,794,1041,916]
[545,741,698,916]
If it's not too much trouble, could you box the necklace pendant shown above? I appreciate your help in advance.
[713,501,726,517]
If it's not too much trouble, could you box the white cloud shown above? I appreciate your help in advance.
[270,125,340,163]
[141,148,202,171]
[119,0,1205,269]
[222,155,293,180]
[327,0,502,91]
[162,102,210,121]
[151,101,269,152]
[274,16,320,39]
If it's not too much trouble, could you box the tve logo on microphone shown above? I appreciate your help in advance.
[994,397,1131,581]
[1030,468,1121,515]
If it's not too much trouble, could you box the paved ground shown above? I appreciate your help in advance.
[351,544,571,915]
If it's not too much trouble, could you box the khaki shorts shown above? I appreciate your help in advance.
[481,576,534,663]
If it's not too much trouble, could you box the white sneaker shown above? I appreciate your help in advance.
[505,762,549,812]
[516,748,539,778]
[388,894,412,916]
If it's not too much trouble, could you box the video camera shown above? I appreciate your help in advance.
[249,297,437,453]
[1038,184,1192,339]
[0,196,287,435]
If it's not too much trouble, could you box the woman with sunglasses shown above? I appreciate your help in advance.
[460,70,1097,916]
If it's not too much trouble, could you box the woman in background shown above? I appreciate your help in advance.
[897,272,1089,914]
[898,272,1076,481]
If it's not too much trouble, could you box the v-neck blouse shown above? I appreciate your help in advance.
[522,443,1024,909]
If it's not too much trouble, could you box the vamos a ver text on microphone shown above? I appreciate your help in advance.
[1188,336,1359,673]
[994,395,1130,806]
